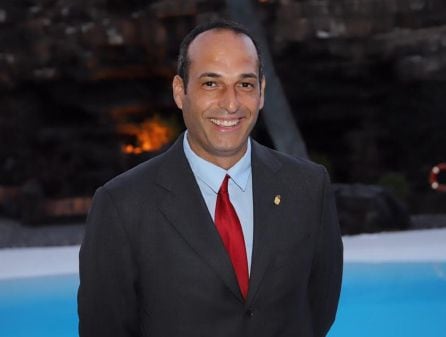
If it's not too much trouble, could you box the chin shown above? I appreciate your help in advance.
[216,143,246,156]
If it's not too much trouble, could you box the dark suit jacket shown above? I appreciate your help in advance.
[78,135,343,337]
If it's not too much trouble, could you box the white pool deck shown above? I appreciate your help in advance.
[1,228,445,280]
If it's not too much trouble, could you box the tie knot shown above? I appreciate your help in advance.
[219,174,230,194]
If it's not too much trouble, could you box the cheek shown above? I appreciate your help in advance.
[182,110,199,131]
[241,93,263,109]
[181,102,206,132]
[185,91,212,110]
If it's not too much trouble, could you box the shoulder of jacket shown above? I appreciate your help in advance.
[253,141,326,176]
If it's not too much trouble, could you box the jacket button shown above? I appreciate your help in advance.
[246,309,254,318]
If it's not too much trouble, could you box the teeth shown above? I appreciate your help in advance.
[210,118,239,127]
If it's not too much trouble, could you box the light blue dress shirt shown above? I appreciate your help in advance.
[183,132,254,273]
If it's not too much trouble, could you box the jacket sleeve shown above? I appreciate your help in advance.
[309,168,343,337]
[78,187,140,337]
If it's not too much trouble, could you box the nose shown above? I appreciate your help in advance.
[219,87,240,114]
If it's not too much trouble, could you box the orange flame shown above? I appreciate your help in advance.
[118,116,174,154]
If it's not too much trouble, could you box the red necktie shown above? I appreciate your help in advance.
[214,175,249,299]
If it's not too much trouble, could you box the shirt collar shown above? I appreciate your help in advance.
[183,131,251,193]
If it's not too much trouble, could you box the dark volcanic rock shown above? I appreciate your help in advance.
[0,0,225,224]
[1,0,446,225]
[334,183,411,235]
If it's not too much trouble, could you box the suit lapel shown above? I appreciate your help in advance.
[155,136,288,305]
[156,136,244,302]
[246,141,284,307]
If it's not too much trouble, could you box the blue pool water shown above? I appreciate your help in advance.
[0,263,445,337]
[328,263,446,337]
[0,274,78,337]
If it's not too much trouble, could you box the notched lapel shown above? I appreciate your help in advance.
[156,137,245,302]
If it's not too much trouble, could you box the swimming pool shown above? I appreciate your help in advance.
[0,274,78,337]
[1,262,445,337]
[328,262,446,337]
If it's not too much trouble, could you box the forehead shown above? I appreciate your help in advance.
[187,29,259,73]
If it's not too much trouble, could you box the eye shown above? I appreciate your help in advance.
[203,81,217,88]
[239,82,255,89]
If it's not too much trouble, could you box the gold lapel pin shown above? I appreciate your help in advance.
[274,195,281,205]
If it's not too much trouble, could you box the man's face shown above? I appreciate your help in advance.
[173,29,265,169]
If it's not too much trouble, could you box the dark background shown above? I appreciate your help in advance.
[1,0,445,231]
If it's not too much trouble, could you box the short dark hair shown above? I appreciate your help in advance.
[177,19,264,92]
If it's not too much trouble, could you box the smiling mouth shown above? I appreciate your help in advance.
[210,118,240,127]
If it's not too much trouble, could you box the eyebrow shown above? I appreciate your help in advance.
[198,72,258,80]
[198,72,221,79]
[240,73,258,80]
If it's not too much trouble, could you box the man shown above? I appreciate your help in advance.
[78,20,343,337]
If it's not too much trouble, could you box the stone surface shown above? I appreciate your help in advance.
[0,217,84,248]
[333,183,411,234]
[1,0,446,226]
[267,0,446,213]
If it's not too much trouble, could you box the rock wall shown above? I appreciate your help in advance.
[0,0,223,198]
[263,0,446,212]
[1,0,445,219]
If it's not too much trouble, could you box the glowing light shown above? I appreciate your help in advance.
[118,116,174,155]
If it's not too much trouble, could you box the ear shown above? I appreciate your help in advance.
[259,76,266,109]
[172,75,186,110]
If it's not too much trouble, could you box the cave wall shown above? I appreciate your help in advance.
[0,0,224,198]
[1,0,445,213]
[264,0,446,212]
